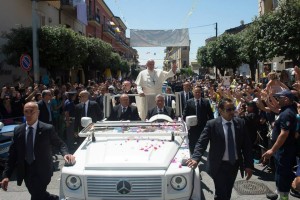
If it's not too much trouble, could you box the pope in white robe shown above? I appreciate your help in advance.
[135,59,177,120]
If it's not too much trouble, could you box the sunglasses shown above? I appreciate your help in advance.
[224,107,236,112]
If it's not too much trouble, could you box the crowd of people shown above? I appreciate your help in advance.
[1,61,300,199]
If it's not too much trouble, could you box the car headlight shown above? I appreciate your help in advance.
[170,175,187,190]
[66,175,81,190]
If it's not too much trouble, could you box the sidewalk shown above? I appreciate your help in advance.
[199,154,299,200]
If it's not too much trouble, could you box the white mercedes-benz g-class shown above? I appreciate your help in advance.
[59,112,201,200]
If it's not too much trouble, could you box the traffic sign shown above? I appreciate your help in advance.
[20,54,32,71]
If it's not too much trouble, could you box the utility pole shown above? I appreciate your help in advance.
[215,22,218,38]
[32,0,40,83]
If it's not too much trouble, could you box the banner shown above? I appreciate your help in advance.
[104,68,112,80]
[130,29,189,47]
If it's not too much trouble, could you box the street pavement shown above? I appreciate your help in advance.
[0,152,299,200]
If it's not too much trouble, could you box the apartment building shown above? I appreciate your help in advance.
[164,45,190,71]
[0,0,137,85]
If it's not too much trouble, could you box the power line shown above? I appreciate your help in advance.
[188,23,216,29]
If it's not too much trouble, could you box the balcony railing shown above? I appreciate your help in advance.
[103,24,116,37]
[61,0,74,6]
[115,35,129,48]
[88,14,100,24]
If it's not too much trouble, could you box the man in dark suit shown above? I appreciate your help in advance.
[164,86,175,107]
[147,94,175,120]
[0,102,75,200]
[180,81,193,112]
[74,90,103,141]
[96,86,107,112]
[183,85,214,154]
[37,90,53,124]
[114,81,136,105]
[186,98,253,200]
[107,94,141,121]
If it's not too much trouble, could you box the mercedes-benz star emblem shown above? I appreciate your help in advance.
[116,180,131,194]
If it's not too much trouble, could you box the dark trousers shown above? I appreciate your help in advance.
[24,162,58,200]
[188,125,204,155]
[213,161,239,200]
[274,151,296,192]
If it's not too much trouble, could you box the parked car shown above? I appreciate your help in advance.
[59,117,201,200]
[0,123,18,167]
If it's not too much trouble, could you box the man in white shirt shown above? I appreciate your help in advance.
[135,59,177,120]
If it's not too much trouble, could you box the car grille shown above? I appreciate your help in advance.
[86,176,162,199]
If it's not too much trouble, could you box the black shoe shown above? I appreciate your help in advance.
[290,188,300,198]
[266,193,278,200]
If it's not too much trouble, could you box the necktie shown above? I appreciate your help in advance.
[82,103,86,117]
[122,107,126,113]
[196,100,200,117]
[47,103,52,122]
[226,122,236,165]
[159,109,163,114]
[26,127,34,164]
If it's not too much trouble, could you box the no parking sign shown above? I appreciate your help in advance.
[20,54,32,71]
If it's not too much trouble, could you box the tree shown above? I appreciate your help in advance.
[238,21,260,80]
[255,0,300,65]
[201,34,242,76]
[39,26,89,73]
[109,52,121,76]
[197,45,212,69]
[120,60,130,74]
[84,37,112,73]
[1,27,33,66]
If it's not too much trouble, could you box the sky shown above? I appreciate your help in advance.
[104,0,259,68]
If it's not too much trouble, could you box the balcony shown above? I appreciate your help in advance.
[61,0,76,10]
[103,24,116,39]
[116,35,129,49]
[88,14,100,27]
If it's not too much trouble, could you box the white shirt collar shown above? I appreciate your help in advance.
[26,120,38,130]
[221,117,233,124]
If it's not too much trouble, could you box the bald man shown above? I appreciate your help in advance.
[1,102,75,200]
[108,94,141,121]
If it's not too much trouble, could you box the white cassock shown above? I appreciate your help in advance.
[135,69,175,120]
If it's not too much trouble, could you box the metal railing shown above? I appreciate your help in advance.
[103,92,183,118]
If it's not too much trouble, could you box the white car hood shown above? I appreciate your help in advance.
[84,138,181,170]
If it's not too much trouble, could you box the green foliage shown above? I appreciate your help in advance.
[254,0,300,64]
[39,26,89,70]
[197,46,212,69]
[238,21,260,80]
[199,34,242,75]
[180,66,195,76]
[1,26,116,74]
[109,52,121,73]
[130,64,139,80]
[1,27,33,66]
[120,60,130,74]
[84,37,112,71]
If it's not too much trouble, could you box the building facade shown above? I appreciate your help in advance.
[0,0,138,85]
[163,45,190,71]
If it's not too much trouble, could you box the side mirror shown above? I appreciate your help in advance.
[186,115,197,129]
[81,117,92,128]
